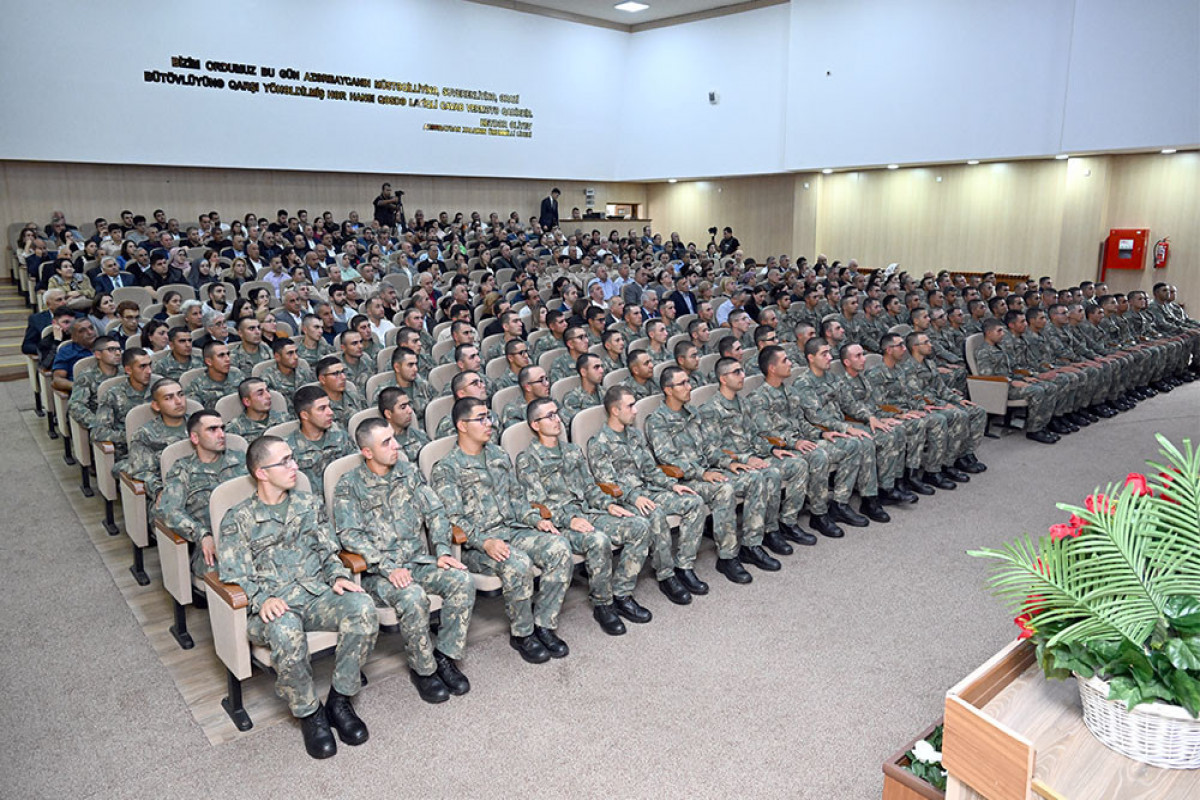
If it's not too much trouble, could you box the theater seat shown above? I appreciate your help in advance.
[964,332,1027,431]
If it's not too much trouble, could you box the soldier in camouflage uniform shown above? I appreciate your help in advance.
[187,341,246,409]
[230,317,272,376]
[598,329,626,374]
[516,397,653,636]
[430,397,573,664]
[351,314,381,369]
[93,348,158,467]
[225,377,288,440]
[530,311,567,365]
[999,311,1082,433]
[560,353,605,436]
[337,329,375,397]
[68,336,121,429]
[437,321,476,367]
[262,337,316,415]
[587,386,704,604]
[156,327,203,382]
[499,365,550,432]
[700,357,817,558]
[849,297,891,354]
[1073,304,1141,401]
[296,315,336,369]
[674,341,713,387]
[217,435,378,759]
[438,343,493,398]
[333,419,474,703]
[625,350,661,400]
[645,366,766,585]
[900,332,988,473]
[915,308,967,394]
[285,386,356,489]
[493,338,532,392]
[973,319,1059,444]
[434,372,501,443]
[1044,305,1122,415]
[315,356,366,429]
[549,325,592,384]
[157,410,247,578]
[378,386,431,462]
[372,348,438,429]
[125,378,191,500]
[481,310,525,364]
[1031,306,1114,417]
[644,319,673,364]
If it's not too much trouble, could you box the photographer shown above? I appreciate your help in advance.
[373,183,406,231]
[716,226,740,257]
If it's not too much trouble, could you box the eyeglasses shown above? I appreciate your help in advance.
[260,455,297,470]
[465,415,493,426]
[664,379,692,389]
[532,410,560,423]
[323,369,346,377]
[529,375,549,385]
[512,349,529,357]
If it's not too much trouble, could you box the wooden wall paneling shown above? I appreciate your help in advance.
[646,174,796,259]
[791,174,818,260]
[1057,156,1110,288]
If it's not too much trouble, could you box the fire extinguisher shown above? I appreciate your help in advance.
[1154,237,1170,269]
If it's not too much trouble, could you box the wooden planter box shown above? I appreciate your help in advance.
[882,718,946,800]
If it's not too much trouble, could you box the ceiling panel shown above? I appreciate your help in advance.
[468,0,779,29]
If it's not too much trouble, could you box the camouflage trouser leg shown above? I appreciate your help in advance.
[769,454,809,527]
[800,444,832,515]
[934,408,970,461]
[726,469,769,548]
[247,589,380,717]
[365,565,475,674]
[757,464,784,532]
[591,513,650,599]
[1038,375,1073,416]
[1010,382,1053,432]
[848,434,878,496]
[855,424,904,489]
[564,523,616,606]
[642,489,706,577]
[954,403,987,454]
[463,530,572,635]
[943,365,967,394]
[899,416,928,471]
[822,437,862,504]
[919,413,950,472]
[684,479,737,561]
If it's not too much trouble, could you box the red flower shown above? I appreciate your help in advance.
[1069,513,1088,529]
[1015,613,1037,640]
[1124,473,1152,497]
[1159,471,1181,505]
[1085,494,1114,515]
[1050,523,1081,540]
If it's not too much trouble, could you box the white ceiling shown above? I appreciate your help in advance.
[473,0,772,29]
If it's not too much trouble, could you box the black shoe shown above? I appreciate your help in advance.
[534,626,569,658]
[592,603,627,636]
[325,688,369,745]
[1141,386,1158,397]
[901,472,935,496]
[300,704,337,759]
[923,470,956,490]
[509,634,550,664]
[675,567,709,595]
[779,520,817,545]
[657,576,692,605]
[762,530,794,556]
[434,651,470,696]
[860,496,890,523]
[831,501,869,527]
[1048,418,1075,435]
[715,556,753,583]
[1026,430,1059,444]
[613,595,652,624]
[884,485,919,504]
[409,669,451,704]
[1067,412,1090,427]
[1081,408,1101,421]
[1097,404,1119,417]
[740,545,781,571]
[811,512,845,538]
[1153,380,1173,393]
[966,454,987,472]
[943,467,970,483]
[954,456,985,475]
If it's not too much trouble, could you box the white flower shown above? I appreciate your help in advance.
[911,740,942,764]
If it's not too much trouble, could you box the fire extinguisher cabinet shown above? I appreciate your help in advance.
[1101,228,1148,281]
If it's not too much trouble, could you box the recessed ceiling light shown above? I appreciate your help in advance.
[667,178,678,183]
[614,1,649,12]
[886,164,899,170]
[822,169,833,174]
[1055,154,1070,160]
[967,160,980,165]
[1162,148,1177,154]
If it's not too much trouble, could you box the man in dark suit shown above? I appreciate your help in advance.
[538,188,561,230]
[667,267,699,317]
[23,289,69,355]
[92,257,137,294]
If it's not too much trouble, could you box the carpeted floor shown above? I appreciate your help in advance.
[1,379,1197,799]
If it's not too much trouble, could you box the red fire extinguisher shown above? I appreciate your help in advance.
[1154,237,1170,269]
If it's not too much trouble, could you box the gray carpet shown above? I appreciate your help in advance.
[1,379,1197,799]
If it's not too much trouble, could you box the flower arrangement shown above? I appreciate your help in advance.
[970,435,1200,716]
[902,724,947,792]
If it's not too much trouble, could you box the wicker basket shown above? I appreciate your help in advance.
[1076,673,1200,769]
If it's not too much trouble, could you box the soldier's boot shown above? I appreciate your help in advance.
[434,651,470,696]
[811,512,845,538]
[762,530,793,555]
[902,468,935,496]
[613,595,652,623]
[779,520,817,546]
[832,501,870,527]
[922,469,956,490]
[534,626,569,658]
[740,545,781,572]
[658,575,692,605]
[592,604,626,636]
[326,688,369,745]
[300,704,337,759]
[955,455,987,474]
[860,495,890,523]
[880,485,918,505]
[409,669,450,704]
[675,568,709,596]
[509,634,551,664]
[716,556,753,583]
[942,466,971,483]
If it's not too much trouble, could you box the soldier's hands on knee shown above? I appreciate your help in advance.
[437,554,466,571]
[568,517,592,533]
[634,495,657,514]
[728,462,751,474]
[607,503,633,518]
[772,448,795,459]
[536,519,561,535]
[260,596,289,623]
[332,577,363,595]
[702,470,727,483]
[746,457,769,469]
[201,535,216,566]
[484,538,510,561]
[388,567,413,588]
[794,439,818,452]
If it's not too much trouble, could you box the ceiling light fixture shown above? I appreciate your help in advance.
[822,169,833,174]
[967,160,980,165]
[886,164,899,170]
[1055,154,1070,160]
[667,178,678,183]
[614,1,649,12]
[1162,148,1177,154]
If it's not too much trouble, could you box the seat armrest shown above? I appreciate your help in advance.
[451,524,467,545]
[203,571,248,609]
[119,471,146,496]
[880,405,901,414]
[658,464,684,479]
[338,551,368,573]
[597,482,623,498]
[531,502,552,520]
[96,440,115,455]
[968,375,1010,383]
[765,436,787,448]
[153,519,187,545]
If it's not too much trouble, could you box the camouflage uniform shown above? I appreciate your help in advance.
[217,490,379,717]
[1000,333,1077,416]
[645,344,673,365]
[93,378,156,465]
[789,369,880,499]
[549,351,581,384]
[285,425,356,490]
[973,341,1054,432]
[530,334,564,365]
[333,461,474,676]
[837,369,932,477]
[516,441,651,605]
[125,417,190,498]
[928,327,968,393]
[598,350,625,374]
[229,343,271,377]
[68,365,117,428]
[493,368,521,392]
[586,423,707,577]
[817,372,907,492]
[225,408,288,440]
[393,424,430,463]
[156,353,202,383]
[644,402,767,557]
[560,385,604,437]
[157,449,247,576]
[341,355,375,398]
[434,410,501,444]
[851,315,890,354]
[261,360,315,415]
[628,376,660,401]
[900,357,986,459]
[430,444,572,637]
[1040,323,1110,407]
[743,381,836,514]
[187,367,246,410]
[370,375,438,426]
[863,363,953,472]
[328,382,366,430]
[499,398,529,431]
[296,338,336,369]
[700,390,809,532]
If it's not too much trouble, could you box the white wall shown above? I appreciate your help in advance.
[0,0,626,180]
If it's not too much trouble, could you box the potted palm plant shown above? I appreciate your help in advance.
[970,434,1200,769]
